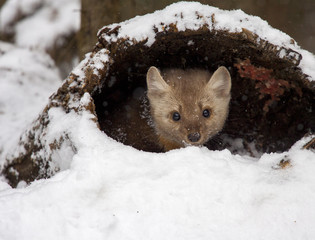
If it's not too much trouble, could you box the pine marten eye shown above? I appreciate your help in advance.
[202,109,211,118]
[172,112,181,121]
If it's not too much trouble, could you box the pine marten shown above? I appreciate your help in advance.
[146,66,231,151]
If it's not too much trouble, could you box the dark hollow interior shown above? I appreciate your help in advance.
[93,30,314,156]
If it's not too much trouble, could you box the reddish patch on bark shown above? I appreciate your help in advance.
[234,59,302,113]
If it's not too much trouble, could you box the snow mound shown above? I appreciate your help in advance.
[0,110,315,239]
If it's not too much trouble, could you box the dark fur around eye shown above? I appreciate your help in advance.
[172,112,181,121]
[202,109,211,118]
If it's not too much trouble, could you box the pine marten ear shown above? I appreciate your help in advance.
[147,66,170,94]
[207,66,231,98]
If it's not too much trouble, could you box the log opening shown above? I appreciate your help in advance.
[93,27,314,155]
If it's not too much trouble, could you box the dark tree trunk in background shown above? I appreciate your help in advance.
[0,0,6,10]
[78,0,117,59]
[78,0,173,59]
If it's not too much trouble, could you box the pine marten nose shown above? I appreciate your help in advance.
[188,132,201,142]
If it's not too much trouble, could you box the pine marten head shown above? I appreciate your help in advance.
[146,66,231,151]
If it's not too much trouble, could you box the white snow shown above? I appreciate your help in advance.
[0,1,315,240]
[0,0,81,50]
[0,41,61,161]
[0,109,315,240]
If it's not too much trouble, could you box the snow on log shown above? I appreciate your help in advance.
[2,2,314,187]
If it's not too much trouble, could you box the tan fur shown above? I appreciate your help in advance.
[147,66,231,151]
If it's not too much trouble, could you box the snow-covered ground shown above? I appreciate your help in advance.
[1,115,315,240]
[0,1,314,240]
[0,41,61,160]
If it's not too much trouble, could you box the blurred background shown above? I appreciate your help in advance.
[0,0,314,77]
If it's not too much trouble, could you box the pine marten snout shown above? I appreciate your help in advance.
[146,66,231,151]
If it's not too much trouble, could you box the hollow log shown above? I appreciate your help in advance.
[2,2,314,187]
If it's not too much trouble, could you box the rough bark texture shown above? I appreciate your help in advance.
[2,6,314,187]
